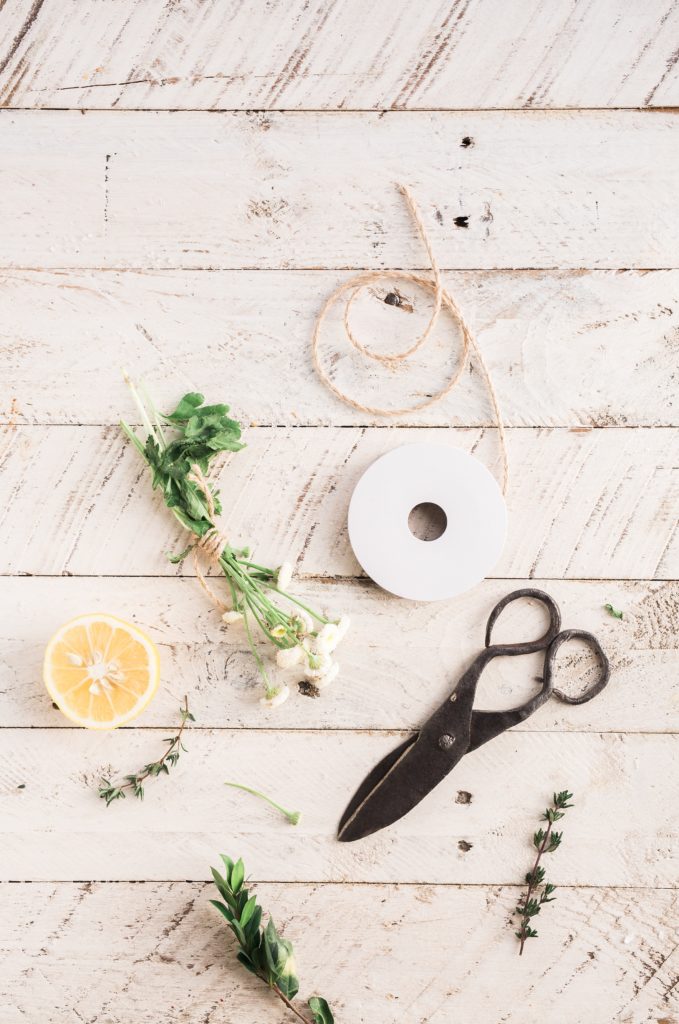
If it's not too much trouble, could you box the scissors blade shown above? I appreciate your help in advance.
[338,665,480,842]
[337,729,468,842]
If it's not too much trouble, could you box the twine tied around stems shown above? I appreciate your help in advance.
[187,464,231,612]
[311,183,509,496]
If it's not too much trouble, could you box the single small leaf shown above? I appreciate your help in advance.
[209,899,234,924]
[163,392,204,423]
[308,996,334,1024]
[240,894,258,928]
[231,858,245,893]
[604,602,623,620]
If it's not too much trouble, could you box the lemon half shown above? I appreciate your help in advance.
[44,613,160,729]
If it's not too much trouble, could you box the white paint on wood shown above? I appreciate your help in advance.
[1,111,679,269]
[1,576,676,732]
[1,729,676,884]
[2,0,679,111]
[2,267,679,427]
[1,425,676,579]
[1,881,677,1023]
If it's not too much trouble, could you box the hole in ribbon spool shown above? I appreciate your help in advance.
[408,502,447,542]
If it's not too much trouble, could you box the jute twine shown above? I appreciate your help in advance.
[187,463,231,612]
[311,184,509,495]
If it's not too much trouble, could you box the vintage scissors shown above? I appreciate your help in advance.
[338,588,610,842]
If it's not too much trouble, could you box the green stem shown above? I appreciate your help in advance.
[224,781,300,825]
[267,585,331,625]
[242,608,272,693]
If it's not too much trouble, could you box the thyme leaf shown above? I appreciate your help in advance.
[515,790,573,955]
[98,697,194,806]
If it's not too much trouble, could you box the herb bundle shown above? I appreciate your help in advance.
[211,855,334,1023]
[121,379,349,707]
[99,697,194,805]
[515,790,573,955]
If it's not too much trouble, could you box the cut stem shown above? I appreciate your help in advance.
[224,781,300,825]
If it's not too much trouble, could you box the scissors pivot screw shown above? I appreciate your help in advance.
[438,734,456,751]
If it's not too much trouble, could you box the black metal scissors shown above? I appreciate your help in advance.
[338,588,610,842]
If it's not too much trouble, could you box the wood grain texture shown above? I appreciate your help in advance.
[2,0,679,111]
[1,576,677,732]
[1,882,678,1024]
[1,110,679,269]
[1,425,676,580]
[1,729,677,883]
[2,267,679,428]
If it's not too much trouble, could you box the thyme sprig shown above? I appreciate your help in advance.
[211,855,333,1024]
[121,381,349,707]
[515,790,573,955]
[225,781,301,825]
[98,696,194,806]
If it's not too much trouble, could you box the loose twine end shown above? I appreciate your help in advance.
[311,183,509,496]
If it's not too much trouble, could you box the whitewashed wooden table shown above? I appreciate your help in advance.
[1,2,679,1022]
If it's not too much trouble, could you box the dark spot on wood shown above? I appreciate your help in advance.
[52,702,59,710]
[16,784,25,789]
[461,136,474,148]
[458,840,473,852]
[298,680,320,698]
[456,790,472,804]
[384,291,401,306]
[454,216,469,228]
[434,208,444,225]
[588,950,596,959]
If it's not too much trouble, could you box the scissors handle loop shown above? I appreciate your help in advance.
[546,628,610,705]
[485,588,561,655]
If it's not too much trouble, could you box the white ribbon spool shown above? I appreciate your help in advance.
[348,443,507,602]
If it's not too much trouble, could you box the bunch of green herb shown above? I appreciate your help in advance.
[121,378,349,707]
[211,855,334,1024]
[515,790,573,955]
[99,697,194,805]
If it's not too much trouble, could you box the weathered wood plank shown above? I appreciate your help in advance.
[2,267,679,427]
[1,729,677,883]
[1,425,676,580]
[1,576,676,732]
[1,111,679,269]
[1,881,677,1023]
[2,0,679,111]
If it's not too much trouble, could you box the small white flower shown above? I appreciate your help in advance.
[259,685,290,709]
[276,561,293,590]
[276,645,303,669]
[222,610,244,625]
[316,623,340,654]
[271,624,287,639]
[292,610,314,636]
[314,661,340,690]
[305,651,333,680]
[66,652,84,666]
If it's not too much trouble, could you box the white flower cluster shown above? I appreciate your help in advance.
[219,559,350,710]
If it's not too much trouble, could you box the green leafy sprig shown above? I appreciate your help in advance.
[211,855,333,1024]
[225,781,301,825]
[120,380,349,707]
[515,790,573,955]
[604,602,624,620]
[98,697,194,806]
